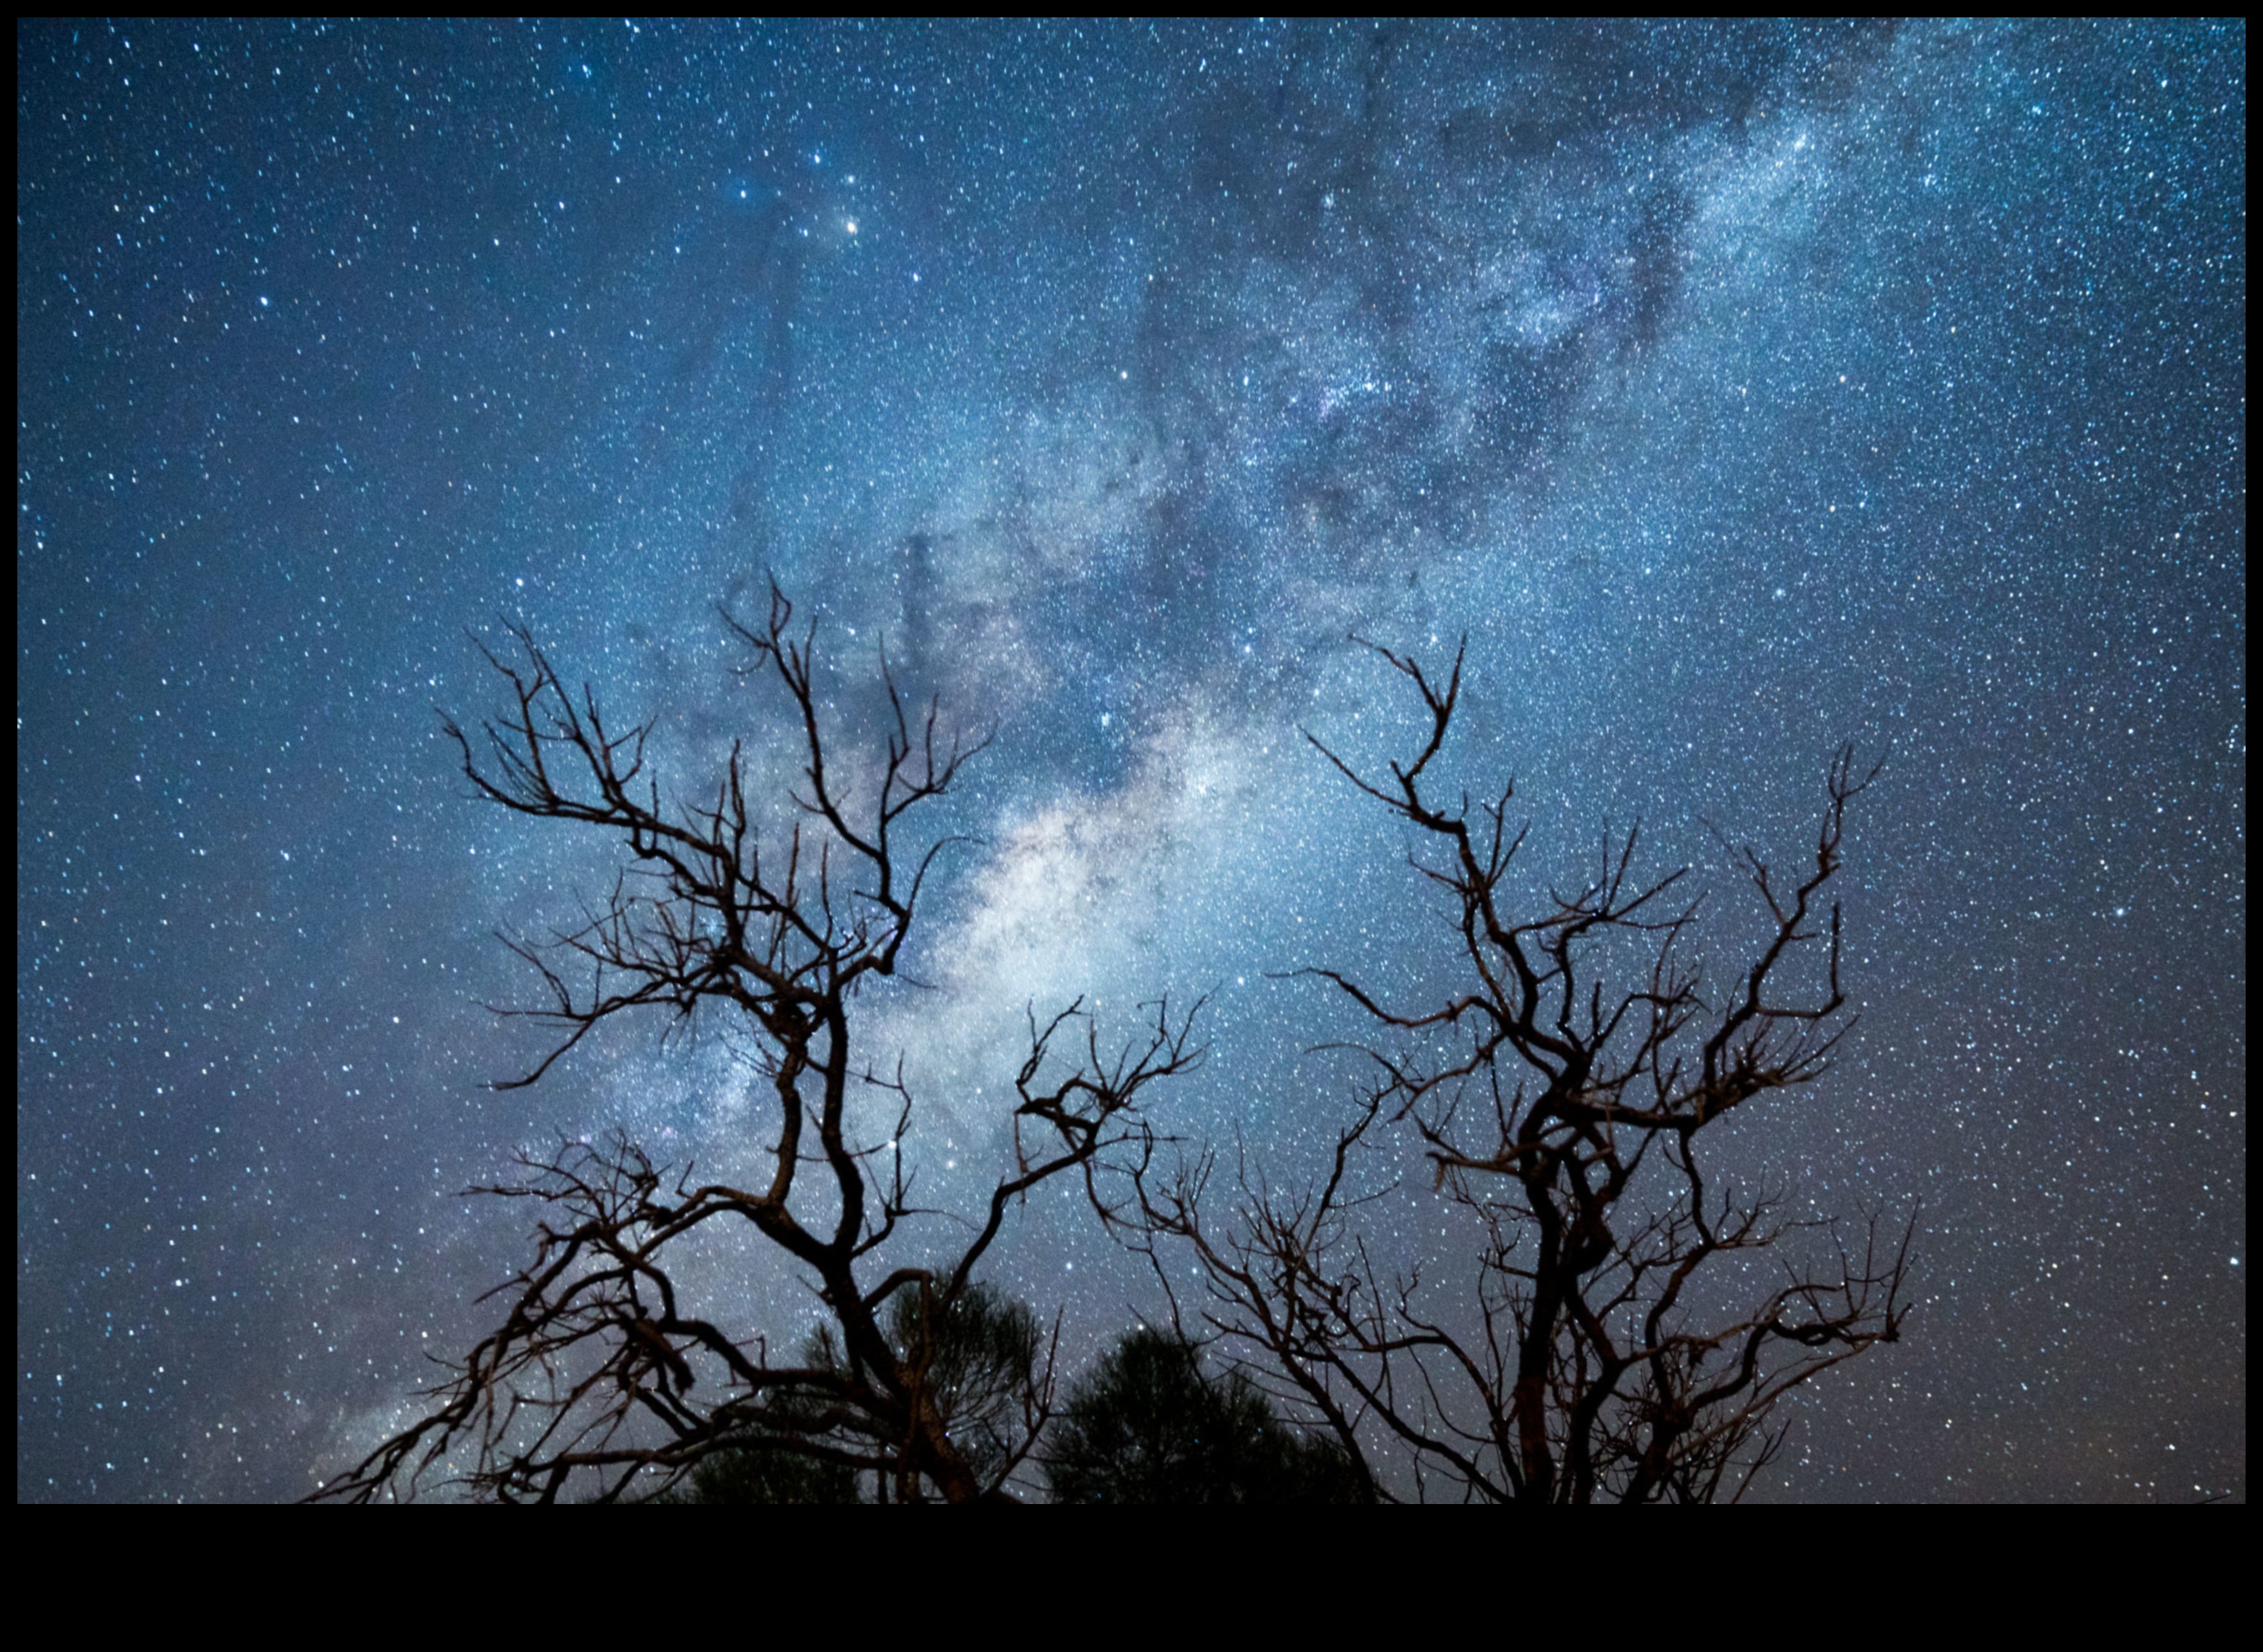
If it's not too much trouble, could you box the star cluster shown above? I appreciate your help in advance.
[18,20,2244,1501]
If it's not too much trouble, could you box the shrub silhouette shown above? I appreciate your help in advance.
[1045,1328,1365,1504]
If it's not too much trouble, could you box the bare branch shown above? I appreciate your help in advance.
[1125,642,1909,1503]
[319,590,1185,1504]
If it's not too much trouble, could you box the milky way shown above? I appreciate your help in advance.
[19,20,2244,1501]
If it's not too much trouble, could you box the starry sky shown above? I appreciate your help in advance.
[17,20,2245,1502]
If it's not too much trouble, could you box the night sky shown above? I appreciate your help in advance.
[17,20,2245,1502]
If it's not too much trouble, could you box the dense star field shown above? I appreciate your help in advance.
[17,20,2244,1502]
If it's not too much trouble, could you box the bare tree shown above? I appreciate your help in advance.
[1121,640,1911,1503]
[313,586,1200,1503]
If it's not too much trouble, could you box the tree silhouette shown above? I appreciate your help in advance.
[1120,639,1912,1503]
[665,1285,1040,1503]
[312,593,1910,1505]
[1044,1327,1366,1504]
[311,587,1199,1504]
